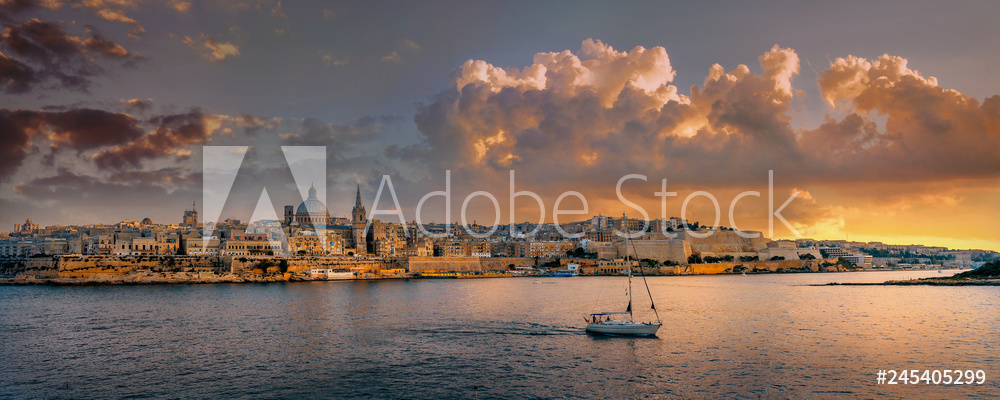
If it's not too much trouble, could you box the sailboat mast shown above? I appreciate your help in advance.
[632,234,662,324]
[624,213,633,322]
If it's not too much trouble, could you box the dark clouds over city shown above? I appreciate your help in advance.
[1,0,998,250]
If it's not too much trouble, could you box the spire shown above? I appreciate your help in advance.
[355,183,362,208]
[192,200,196,212]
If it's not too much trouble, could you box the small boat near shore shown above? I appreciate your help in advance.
[546,264,579,277]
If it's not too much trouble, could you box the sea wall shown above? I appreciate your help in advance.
[0,255,533,278]
[0,255,222,278]
[482,257,535,270]
[0,258,59,278]
[661,259,838,275]
[56,255,221,278]
[407,257,534,273]
[2,255,843,280]
[407,257,481,273]
[226,256,399,274]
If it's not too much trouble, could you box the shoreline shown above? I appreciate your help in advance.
[817,279,1000,286]
[0,268,951,287]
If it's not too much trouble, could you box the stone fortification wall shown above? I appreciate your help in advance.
[481,257,535,270]
[662,259,834,275]
[682,231,768,253]
[2,255,403,278]
[757,247,823,261]
[406,257,535,273]
[56,255,220,278]
[0,258,59,278]
[1,255,221,278]
[407,257,482,273]
[226,256,397,274]
[615,239,691,264]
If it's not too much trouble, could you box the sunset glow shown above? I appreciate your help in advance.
[1,1,998,251]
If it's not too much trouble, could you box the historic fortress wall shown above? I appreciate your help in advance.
[2,256,397,278]
[0,258,59,278]
[406,257,534,273]
[57,255,220,278]
[1,256,221,278]
[0,254,842,280]
[663,259,834,275]
[616,239,691,264]
[407,257,481,273]
[481,257,535,270]
[226,256,399,274]
[1,255,532,278]
[682,231,769,253]
[608,232,770,264]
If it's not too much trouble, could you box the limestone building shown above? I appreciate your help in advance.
[280,183,369,256]
[12,218,39,235]
[182,202,198,227]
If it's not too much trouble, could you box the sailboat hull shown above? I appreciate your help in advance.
[585,322,660,336]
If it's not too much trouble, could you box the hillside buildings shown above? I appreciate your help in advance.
[1,191,996,271]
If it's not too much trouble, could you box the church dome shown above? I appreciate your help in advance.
[296,184,329,217]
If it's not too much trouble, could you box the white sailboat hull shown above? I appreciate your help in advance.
[585,321,660,336]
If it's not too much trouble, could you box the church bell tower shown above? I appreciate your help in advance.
[351,184,367,254]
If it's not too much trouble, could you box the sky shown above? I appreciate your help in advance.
[1,0,999,251]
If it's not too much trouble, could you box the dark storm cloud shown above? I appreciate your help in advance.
[0,101,400,184]
[0,8,142,94]
[43,108,144,150]
[0,109,41,179]
[2,0,147,36]
[0,0,37,16]
[92,112,401,176]
[92,108,217,170]
[0,102,403,228]
[0,107,142,179]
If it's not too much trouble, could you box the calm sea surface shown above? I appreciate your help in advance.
[1,270,998,399]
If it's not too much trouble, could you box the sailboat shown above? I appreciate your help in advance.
[585,213,662,336]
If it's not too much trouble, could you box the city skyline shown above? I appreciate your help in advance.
[2,1,999,252]
[4,197,996,256]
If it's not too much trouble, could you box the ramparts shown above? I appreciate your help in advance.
[0,255,221,278]
[661,259,842,275]
[407,257,534,273]
[226,256,400,274]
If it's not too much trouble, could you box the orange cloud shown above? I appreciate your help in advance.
[387,40,1000,249]
[182,34,240,62]
[170,1,191,13]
